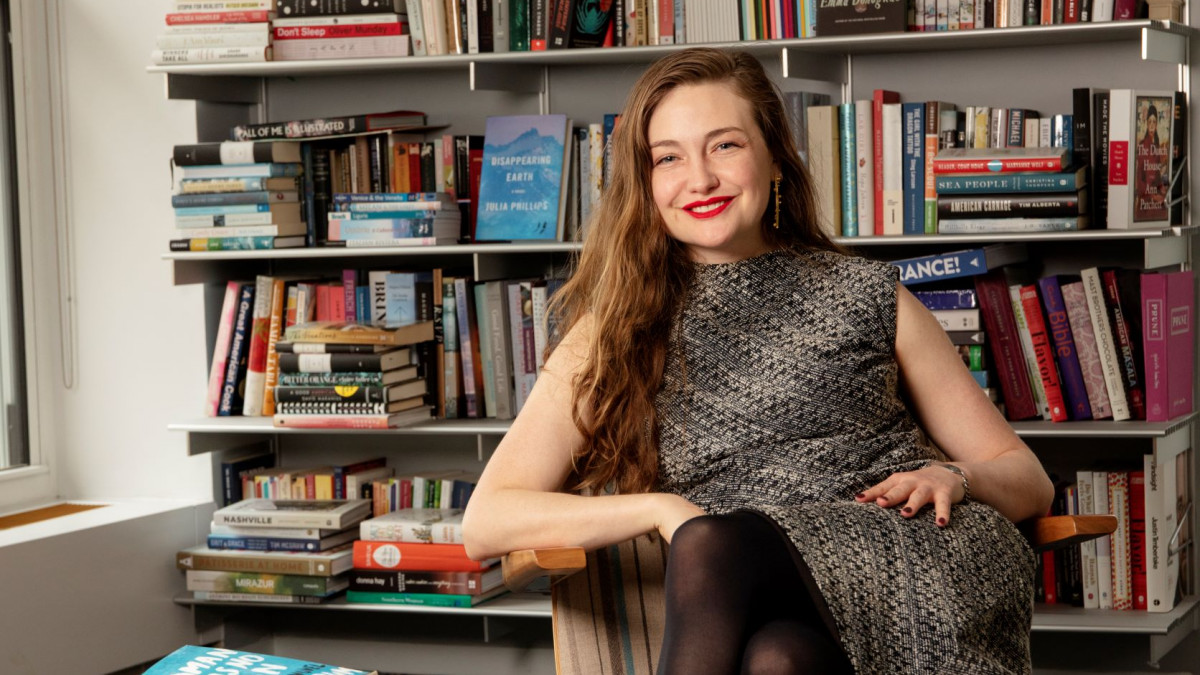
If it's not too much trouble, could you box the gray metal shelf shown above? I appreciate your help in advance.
[175,591,553,618]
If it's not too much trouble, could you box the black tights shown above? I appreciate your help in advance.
[656,511,854,675]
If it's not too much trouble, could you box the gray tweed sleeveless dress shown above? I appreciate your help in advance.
[653,247,1036,675]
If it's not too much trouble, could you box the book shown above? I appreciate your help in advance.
[272,406,432,429]
[1076,470,1100,608]
[173,141,301,166]
[475,114,572,241]
[871,90,901,234]
[1130,470,1148,610]
[1101,268,1147,420]
[232,109,428,141]
[815,0,906,33]
[273,0,404,13]
[189,590,329,603]
[151,46,273,64]
[1037,276,1092,420]
[1019,284,1067,422]
[974,268,1039,421]
[276,351,416,373]
[838,102,859,237]
[144,646,377,675]
[1081,267,1131,421]
[1141,270,1195,421]
[935,192,1085,219]
[936,217,1086,234]
[348,566,503,594]
[219,283,256,415]
[206,526,359,552]
[890,243,1026,286]
[901,102,925,236]
[175,544,354,577]
[206,281,245,416]
[931,146,1070,174]
[346,586,507,606]
[284,320,434,346]
[1062,280,1113,419]
[213,498,371,529]
[359,507,465,543]
[933,167,1087,194]
[1109,471,1133,610]
[352,540,498,571]
[220,447,275,505]
[1094,470,1114,609]
[1009,284,1050,420]
[186,570,349,596]
[807,105,841,238]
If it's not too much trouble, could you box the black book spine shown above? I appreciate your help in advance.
[275,386,387,403]
[547,0,574,48]
[310,145,332,245]
[569,0,613,47]
[274,0,401,15]
[278,352,387,373]
[1093,92,1111,229]
[1169,92,1188,226]
[478,0,495,51]
[936,193,1084,219]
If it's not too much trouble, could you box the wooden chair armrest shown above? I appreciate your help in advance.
[1023,514,1117,554]
[501,547,587,592]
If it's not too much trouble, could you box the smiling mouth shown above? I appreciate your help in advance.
[683,197,733,218]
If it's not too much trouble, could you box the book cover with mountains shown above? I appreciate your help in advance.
[475,114,570,241]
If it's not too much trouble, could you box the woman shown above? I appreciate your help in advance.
[462,48,1054,674]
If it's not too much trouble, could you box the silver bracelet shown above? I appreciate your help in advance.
[936,463,971,503]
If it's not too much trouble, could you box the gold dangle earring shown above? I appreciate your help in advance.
[773,175,781,229]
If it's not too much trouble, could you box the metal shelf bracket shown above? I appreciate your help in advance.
[780,47,848,85]
[470,61,545,93]
[1143,27,1188,65]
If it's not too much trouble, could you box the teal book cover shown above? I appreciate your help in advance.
[475,114,570,241]
[145,646,375,674]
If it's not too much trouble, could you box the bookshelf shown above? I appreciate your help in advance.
[156,19,1200,674]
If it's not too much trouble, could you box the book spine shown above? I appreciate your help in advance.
[901,102,925,236]
[1142,273,1169,420]
[272,413,394,429]
[1101,269,1146,419]
[1130,470,1148,610]
[152,46,271,63]
[404,0,428,54]
[1143,452,1169,611]
[1094,470,1114,609]
[454,277,482,417]
[272,35,409,60]
[1037,277,1092,420]
[1010,285,1050,419]
[345,590,483,606]
[923,102,941,235]
[207,282,243,416]
[171,191,297,208]
[1106,89,1133,228]
[190,591,325,604]
[1081,268,1131,420]
[854,101,874,237]
[359,519,464,544]
[219,284,256,415]
[871,91,899,235]
[348,569,489,594]
[279,371,386,386]
[176,551,333,576]
[485,281,514,419]
[274,386,388,403]
[186,570,342,596]
[881,103,904,235]
[273,0,400,13]
[1061,281,1113,419]
[241,275,275,416]
[1019,284,1067,422]
[352,540,491,571]
[277,352,388,373]
[276,401,388,414]
[1076,470,1100,608]
[838,103,858,237]
[165,10,273,24]
[206,535,325,551]
[931,156,1067,173]
[1109,471,1132,610]
[936,192,1083,218]
[973,270,1039,420]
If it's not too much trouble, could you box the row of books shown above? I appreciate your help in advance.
[1041,458,1193,613]
[804,87,1187,237]
[154,1,413,64]
[179,499,503,608]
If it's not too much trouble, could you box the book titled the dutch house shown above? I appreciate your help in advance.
[474,114,571,241]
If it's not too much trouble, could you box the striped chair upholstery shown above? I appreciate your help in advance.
[551,534,669,675]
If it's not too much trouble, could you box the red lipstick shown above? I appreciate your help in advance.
[682,196,733,219]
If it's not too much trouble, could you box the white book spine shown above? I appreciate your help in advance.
[466,0,480,54]
[1039,118,1052,148]
[420,0,446,55]
[1109,472,1133,610]
[1009,284,1049,419]
[360,519,463,543]
[273,35,409,60]
[1094,470,1114,609]
[881,103,904,236]
[156,32,271,49]
[1076,470,1100,609]
[404,0,428,55]
[854,100,875,236]
[1081,267,1131,420]
[1106,89,1134,228]
[531,285,550,373]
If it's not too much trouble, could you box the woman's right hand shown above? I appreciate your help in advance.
[654,493,706,543]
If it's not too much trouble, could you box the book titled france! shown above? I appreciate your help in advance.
[475,114,571,241]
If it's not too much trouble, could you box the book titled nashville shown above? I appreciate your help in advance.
[144,646,377,675]
[474,114,571,241]
[213,498,370,529]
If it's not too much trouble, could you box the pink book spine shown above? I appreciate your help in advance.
[1062,281,1113,419]
[1109,471,1133,610]
[206,281,242,416]
[343,269,358,323]
[1166,271,1195,419]
[1112,0,1136,18]
[1142,273,1169,421]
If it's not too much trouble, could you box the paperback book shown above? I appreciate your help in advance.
[474,114,571,241]
[144,646,377,675]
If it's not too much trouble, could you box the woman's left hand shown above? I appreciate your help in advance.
[854,463,968,527]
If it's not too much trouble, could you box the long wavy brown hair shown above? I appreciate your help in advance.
[550,48,843,495]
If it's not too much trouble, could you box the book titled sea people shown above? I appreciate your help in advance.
[474,114,571,241]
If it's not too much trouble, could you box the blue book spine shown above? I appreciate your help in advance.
[901,102,926,235]
[177,162,303,178]
[301,142,318,247]
[170,236,281,252]
[1037,276,1093,420]
[934,170,1084,194]
[838,103,858,237]
[174,203,276,216]
[356,286,370,323]
[1052,114,1073,148]
[891,248,987,286]
[333,192,444,203]
[330,220,435,239]
[969,370,990,387]
[329,210,443,220]
[206,535,323,552]
[385,273,418,326]
[171,191,285,208]
[912,289,979,310]
[218,284,255,416]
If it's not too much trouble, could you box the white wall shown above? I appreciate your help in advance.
[52,0,211,501]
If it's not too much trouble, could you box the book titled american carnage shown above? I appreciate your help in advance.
[475,114,571,241]
[144,646,377,675]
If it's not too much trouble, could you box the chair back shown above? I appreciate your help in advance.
[551,534,669,675]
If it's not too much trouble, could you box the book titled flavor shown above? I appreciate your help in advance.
[213,498,371,529]
[144,646,377,675]
[932,147,1070,174]
[474,114,571,241]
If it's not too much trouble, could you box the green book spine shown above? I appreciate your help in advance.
[346,590,476,607]
[510,0,530,51]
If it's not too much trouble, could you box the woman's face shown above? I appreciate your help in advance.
[647,81,777,264]
[1147,111,1158,135]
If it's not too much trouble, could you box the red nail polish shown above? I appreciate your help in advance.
[856,493,866,499]
[937,517,947,526]
[902,507,913,515]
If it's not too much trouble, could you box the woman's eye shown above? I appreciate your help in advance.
[654,155,677,166]
[715,141,740,151]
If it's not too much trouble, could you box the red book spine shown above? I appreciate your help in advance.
[974,270,1039,420]
[353,540,494,571]
[872,90,901,236]
[273,23,403,39]
[1129,470,1147,610]
[932,156,1067,174]
[1020,284,1068,422]
[1042,550,1058,604]
[166,10,271,24]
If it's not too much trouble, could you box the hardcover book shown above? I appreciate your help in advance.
[231,109,427,141]
[1142,270,1194,421]
[352,540,498,571]
[815,0,907,35]
[1061,280,1113,419]
[346,586,507,606]
[475,114,572,241]
[284,320,434,346]
[359,507,465,543]
[974,268,1039,421]
[932,146,1069,174]
[213,498,371,529]
[186,569,349,596]
[348,566,503,594]
[1133,92,1174,228]
[890,243,1026,286]
[144,646,376,675]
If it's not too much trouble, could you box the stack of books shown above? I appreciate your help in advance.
[328,192,461,247]
[347,508,506,607]
[170,140,307,252]
[153,1,274,65]
[147,646,377,675]
[932,147,1088,234]
[272,1,411,61]
[273,320,435,429]
[176,498,372,604]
